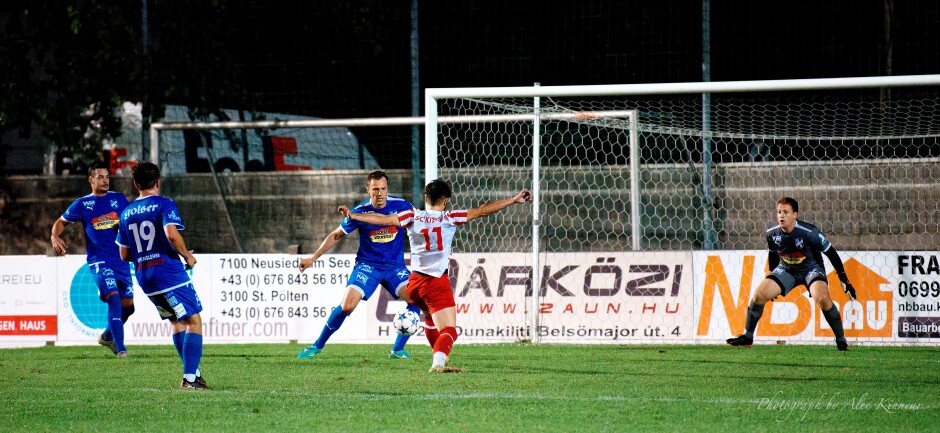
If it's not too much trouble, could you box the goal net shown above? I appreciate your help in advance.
[426,75,940,345]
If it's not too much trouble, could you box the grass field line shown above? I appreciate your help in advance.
[291,392,938,410]
[98,387,937,411]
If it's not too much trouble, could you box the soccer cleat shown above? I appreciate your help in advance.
[297,346,322,359]
[116,351,128,358]
[180,378,208,390]
[388,349,411,359]
[195,375,207,387]
[837,341,849,351]
[429,366,464,373]
[97,334,117,354]
[726,334,753,347]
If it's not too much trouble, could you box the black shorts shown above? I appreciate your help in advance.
[766,266,827,297]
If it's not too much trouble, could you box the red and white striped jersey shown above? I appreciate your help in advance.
[397,208,468,277]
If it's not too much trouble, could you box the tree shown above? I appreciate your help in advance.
[0,0,248,174]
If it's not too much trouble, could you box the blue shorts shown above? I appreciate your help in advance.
[90,262,134,302]
[347,262,410,301]
[147,283,203,321]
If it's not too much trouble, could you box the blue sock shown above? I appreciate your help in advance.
[182,333,203,376]
[392,303,421,351]
[101,300,113,341]
[314,306,349,349]
[106,295,125,352]
[173,331,186,360]
[102,303,134,342]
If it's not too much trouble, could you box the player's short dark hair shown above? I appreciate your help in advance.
[424,178,452,206]
[132,161,161,190]
[366,170,388,184]
[777,196,799,212]
[88,161,110,177]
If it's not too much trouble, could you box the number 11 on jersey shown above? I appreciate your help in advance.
[420,227,443,251]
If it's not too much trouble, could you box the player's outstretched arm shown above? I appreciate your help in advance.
[50,217,70,256]
[165,224,197,269]
[467,189,532,221]
[337,205,401,226]
[824,246,856,299]
[300,227,346,273]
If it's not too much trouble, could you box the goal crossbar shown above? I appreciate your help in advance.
[425,74,940,99]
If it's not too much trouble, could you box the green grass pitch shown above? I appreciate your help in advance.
[1,343,938,432]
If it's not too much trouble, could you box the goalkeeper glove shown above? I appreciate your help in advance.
[841,281,857,300]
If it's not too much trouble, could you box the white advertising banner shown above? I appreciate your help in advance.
[56,254,106,344]
[199,254,357,344]
[3,250,938,347]
[0,256,58,344]
[692,251,940,344]
[366,252,696,344]
[53,253,357,344]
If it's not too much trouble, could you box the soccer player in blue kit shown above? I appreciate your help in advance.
[116,161,207,389]
[727,197,857,351]
[51,161,135,357]
[297,170,421,360]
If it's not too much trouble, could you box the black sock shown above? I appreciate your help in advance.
[121,305,135,322]
[822,304,847,343]
[744,301,763,338]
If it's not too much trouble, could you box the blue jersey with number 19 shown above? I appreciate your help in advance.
[116,195,191,295]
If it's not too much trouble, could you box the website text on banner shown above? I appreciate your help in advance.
[3,251,938,347]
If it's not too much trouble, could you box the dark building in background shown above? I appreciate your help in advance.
[223,1,938,168]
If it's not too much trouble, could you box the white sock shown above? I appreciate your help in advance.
[196,368,201,377]
[184,373,196,382]
[432,351,447,368]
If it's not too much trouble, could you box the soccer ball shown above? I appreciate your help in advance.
[392,309,421,336]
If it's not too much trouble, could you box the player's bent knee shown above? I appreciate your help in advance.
[813,293,833,310]
[341,287,364,312]
[182,313,203,333]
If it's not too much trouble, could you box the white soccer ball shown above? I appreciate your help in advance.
[392,309,421,336]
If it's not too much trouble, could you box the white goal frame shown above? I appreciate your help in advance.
[424,74,940,342]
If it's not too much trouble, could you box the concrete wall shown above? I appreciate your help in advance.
[0,169,418,256]
[2,160,938,256]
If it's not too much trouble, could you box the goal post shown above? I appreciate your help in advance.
[150,106,641,344]
[425,74,940,345]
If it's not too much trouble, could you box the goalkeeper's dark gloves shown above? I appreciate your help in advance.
[837,273,856,300]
